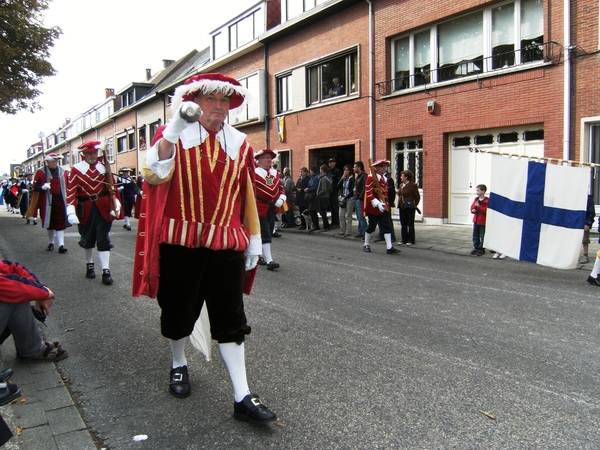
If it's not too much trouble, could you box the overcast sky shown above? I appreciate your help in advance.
[0,0,251,175]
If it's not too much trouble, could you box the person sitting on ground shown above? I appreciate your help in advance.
[0,260,68,362]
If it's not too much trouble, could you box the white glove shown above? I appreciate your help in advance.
[371,199,385,212]
[111,199,121,217]
[245,255,259,271]
[118,186,124,191]
[274,198,284,208]
[22,189,28,194]
[66,205,79,225]
[41,183,51,191]
[162,102,198,144]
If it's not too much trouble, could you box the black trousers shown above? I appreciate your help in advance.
[366,210,394,235]
[156,244,251,343]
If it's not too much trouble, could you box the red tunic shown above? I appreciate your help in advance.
[0,260,50,304]
[33,166,69,229]
[254,167,285,217]
[132,124,259,298]
[364,173,389,216]
[67,161,120,225]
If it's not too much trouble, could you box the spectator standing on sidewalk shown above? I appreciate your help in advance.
[295,167,310,230]
[353,161,367,238]
[580,194,596,264]
[328,158,342,229]
[337,164,355,237]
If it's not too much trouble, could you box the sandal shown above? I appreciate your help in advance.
[21,341,68,363]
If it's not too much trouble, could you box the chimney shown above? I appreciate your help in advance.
[146,68,152,81]
[105,88,115,98]
[163,59,175,68]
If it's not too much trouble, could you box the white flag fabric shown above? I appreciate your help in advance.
[484,155,589,270]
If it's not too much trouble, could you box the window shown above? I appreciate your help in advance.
[128,132,135,151]
[391,0,544,91]
[105,137,115,163]
[394,138,423,189]
[284,0,328,21]
[212,7,265,59]
[139,126,147,150]
[150,120,161,145]
[307,51,357,105]
[228,71,264,125]
[277,74,293,113]
[117,135,127,153]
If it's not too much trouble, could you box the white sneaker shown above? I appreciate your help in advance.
[580,255,590,264]
[499,254,507,259]
[406,243,413,246]
[493,252,500,259]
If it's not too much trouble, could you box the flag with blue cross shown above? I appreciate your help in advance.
[484,155,590,270]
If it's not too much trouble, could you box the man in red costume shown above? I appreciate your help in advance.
[66,141,121,285]
[363,159,401,255]
[254,149,286,270]
[133,73,276,424]
[31,153,70,252]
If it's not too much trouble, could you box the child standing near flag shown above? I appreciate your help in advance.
[470,184,489,256]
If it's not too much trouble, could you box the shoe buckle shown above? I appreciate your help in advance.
[250,397,263,407]
[172,374,183,382]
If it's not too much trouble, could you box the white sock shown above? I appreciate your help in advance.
[219,342,250,403]
[56,230,65,247]
[98,251,110,270]
[85,248,93,264]
[170,338,187,368]
[591,252,600,278]
[364,232,371,246]
[47,229,55,244]
[262,243,273,264]
[384,233,392,249]
[124,216,130,227]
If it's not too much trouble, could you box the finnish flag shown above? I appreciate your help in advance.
[485,155,589,270]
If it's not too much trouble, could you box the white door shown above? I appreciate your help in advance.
[448,126,544,224]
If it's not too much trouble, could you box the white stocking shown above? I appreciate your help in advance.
[364,232,371,246]
[219,342,250,403]
[85,248,93,264]
[56,230,65,247]
[170,338,187,368]
[98,251,110,270]
[591,251,600,278]
[262,243,273,264]
[47,229,55,244]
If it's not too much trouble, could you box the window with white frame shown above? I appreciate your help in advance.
[117,135,127,153]
[228,71,265,125]
[212,6,265,60]
[307,50,358,105]
[393,138,423,189]
[391,0,544,91]
[283,0,329,21]
[277,73,293,114]
[105,137,115,163]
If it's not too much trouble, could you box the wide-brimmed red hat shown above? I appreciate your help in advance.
[44,152,64,161]
[78,141,101,153]
[373,159,390,166]
[254,149,277,160]
[170,73,250,115]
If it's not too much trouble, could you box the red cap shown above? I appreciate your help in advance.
[254,149,277,160]
[44,152,63,161]
[78,141,101,153]
[373,159,390,166]
[170,73,250,115]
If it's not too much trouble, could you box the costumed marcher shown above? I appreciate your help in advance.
[363,159,401,255]
[254,149,286,270]
[18,173,34,223]
[116,167,137,231]
[132,72,277,424]
[7,178,19,214]
[30,154,70,251]
[133,175,144,219]
[66,141,122,285]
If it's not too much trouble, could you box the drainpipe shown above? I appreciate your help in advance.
[563,0,571,160]
[264,45,270,150]
[366,0,374,159]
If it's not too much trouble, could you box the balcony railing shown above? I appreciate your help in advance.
[376,41,561,97]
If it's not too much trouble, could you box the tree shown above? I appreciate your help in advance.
[0,0,62,115]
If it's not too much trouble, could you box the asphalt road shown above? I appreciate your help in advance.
[0,213,598,449]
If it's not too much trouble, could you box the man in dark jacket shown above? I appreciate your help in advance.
[327,158,342,228]
[295,167,310,229]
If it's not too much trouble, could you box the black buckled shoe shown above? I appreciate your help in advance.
[386,247,401,255]
[169,366,190,398]
[266,261,280,271]
[58,245,68,254]
[233,394,277,424]
[123,224,131,231]
[86,263,96,279]
[0,368,13,383]
[258,256,267,266]
[0,382,21,406]
[363,245,371,253]
[586,275,600,286]
[102,269,113,285]
[46,243,54,252]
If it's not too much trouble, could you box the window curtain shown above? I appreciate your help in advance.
[521,0,543,40]
[414,31,430,69]
[438,11,483,65]
[492,3,515,46]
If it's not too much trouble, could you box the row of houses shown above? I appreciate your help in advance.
[20,0,600,225]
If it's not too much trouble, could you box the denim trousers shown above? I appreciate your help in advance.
[0,301,43,358]
[354,200,367,236]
